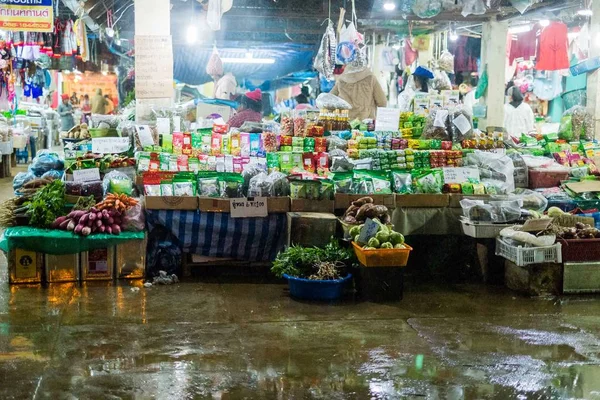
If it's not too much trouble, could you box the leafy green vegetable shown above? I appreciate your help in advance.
[271,238,355,279]
[25,180,66,227]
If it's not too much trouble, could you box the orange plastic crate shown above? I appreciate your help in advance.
[352,241,413,267]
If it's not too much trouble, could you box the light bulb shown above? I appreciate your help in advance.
[449,32,458,41]
[186,25,197,44]
[383,2,396,11]
[578,9,593,16]
[540,19,550,27]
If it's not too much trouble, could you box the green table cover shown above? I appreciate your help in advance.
[0,227,145,255]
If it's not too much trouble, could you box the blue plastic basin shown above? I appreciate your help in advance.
[283,273,352,301]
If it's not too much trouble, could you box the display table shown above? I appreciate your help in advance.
[145,210,287,262]
[0,227,145,255]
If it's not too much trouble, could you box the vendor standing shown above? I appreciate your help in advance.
[412,66,433,93]
[57,94,75,133]
[504,86,534,141]
[227,89,263,128]
[330,65,386,120]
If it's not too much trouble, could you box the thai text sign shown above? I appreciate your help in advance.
[0,0,54,33]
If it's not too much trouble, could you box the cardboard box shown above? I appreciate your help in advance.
[267,197,290,213]
[198,197,230,212]
[145,196,198,210]
[448,194,492,208]
[290,198,335,213]
[395,194,449,208]
[287,212,337,247]
[334,194,395,210]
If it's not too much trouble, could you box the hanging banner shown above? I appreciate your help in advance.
[0,0,54,33]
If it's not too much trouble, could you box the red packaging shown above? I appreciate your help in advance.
[212,123,229,134]
[399,139,408,149]
[441,141,452,150]
[177,155,189,171]
[182,132,192,155]
[172,131,184,155]
[280,136,293,146]
[302,152,316,173]
[315,137,327,147]
[149,153,160,171]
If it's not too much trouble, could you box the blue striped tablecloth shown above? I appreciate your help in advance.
[145,210,287,262]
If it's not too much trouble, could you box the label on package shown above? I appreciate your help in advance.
[230,197,268,218]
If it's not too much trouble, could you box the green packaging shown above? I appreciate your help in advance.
[218,173,244,198]
[161,134,173,153]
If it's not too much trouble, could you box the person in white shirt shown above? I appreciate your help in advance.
[504,86,534,141]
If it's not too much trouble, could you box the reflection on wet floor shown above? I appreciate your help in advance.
[1,172,600,399]
[1,273,600,399]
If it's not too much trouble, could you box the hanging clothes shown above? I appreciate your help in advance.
[447,36,479,73]
[565,55,587,92]
[536,22,569,71]
[404,39,418,67]
[508,28,537,64]
[73,19,89,62]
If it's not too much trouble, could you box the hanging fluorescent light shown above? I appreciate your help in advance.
[383,2,396,11]
[539,19,550,27]
[577,9,593,16]
[186,25,198,44]
[222,57,275,64]
[449,31,458,41]
[508,24,531,34]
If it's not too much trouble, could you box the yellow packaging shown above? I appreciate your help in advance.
[9,248,42,284]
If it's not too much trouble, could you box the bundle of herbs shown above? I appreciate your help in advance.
[25,180,66,228]
[271,238,355,280]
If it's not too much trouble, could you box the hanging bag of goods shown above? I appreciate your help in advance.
[313,22,337,80]
[206,45,223,77]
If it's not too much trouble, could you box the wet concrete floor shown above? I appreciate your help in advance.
[2,173,600,399]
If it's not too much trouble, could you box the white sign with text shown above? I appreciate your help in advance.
[73,168,100,182]
[230,197,268,218]
[92,137,131,154]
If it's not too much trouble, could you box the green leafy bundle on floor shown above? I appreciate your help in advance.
[271,238,355,280]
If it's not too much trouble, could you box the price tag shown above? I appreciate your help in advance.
[135,125,155,147]
[73,168,100,182]
[230,197,268,218]
[92,137,131,154]
[358,218,379,244]
[375,107,401,131]
[443,167,480,184]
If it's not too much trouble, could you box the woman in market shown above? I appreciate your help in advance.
[504,85,534,141]
[227,89,263,128]
[330,64,387,120]
[412,66,433,94]
[91,88,108,114]
[81,94,92,124]
[57,94,75,134]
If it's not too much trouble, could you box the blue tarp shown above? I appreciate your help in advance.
[173,42,315,87]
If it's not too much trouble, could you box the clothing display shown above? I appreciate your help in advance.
[508,28,538,65]
[536,22,569,71]
[448,36,480,73]
[533,71,563,101]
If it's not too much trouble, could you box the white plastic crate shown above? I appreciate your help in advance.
[461,219,513,239]
[495,238,562,267]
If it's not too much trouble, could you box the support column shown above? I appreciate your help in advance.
[479,19,508,131]
[587,0,600,137]
[134,0,173,122]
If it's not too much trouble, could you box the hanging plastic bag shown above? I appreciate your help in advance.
[206,46,223,77]
[207,0,223,31]
[462,0,486,16]
[475,67,488,99]
[412,0,442,18]
[313,22,337,80]
[509,0,532,14]
[431,69,452,90]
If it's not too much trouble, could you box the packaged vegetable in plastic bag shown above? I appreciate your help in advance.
[316,93,352,110]
[198,172,220,197]
[41,170,63,180]
[103,170,133,196]
[354,171,393,194]
[438,50,455,73]
[413,169,443,194]
[431,69,452,91]
[392,170,413,194]
[558,115,573,141]
[332,172,354,194]
[327,135,348,151]
[462,0,486,16]
[219,173,244,198]
[248,172,269,197]
[423,109,451,140]
[508,188,548,214]
[266,171,290,197]
[449,107,473,142]
[173,173,196,196]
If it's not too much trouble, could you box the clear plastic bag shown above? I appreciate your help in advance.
[423,109,451,140]
[122,202,145,232]
[266,171,290,197]
[206,46,223,76]
[313,22,337,80]
[461,0,486,16]
[448,107,473,142]
[242,163,267,193]
[398,86,415,112]
[563,106,594,141]
[327,136,348,151]
[508,188,548,214]
[90,114,120,129]
[460,199,521,223]
[316,93,352,110]
[431,69,452,90]
[103,170,133,196]
[464,151,516,194]
[412,0,442,18]
[13,171,35,193]
[248,172,269,197]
